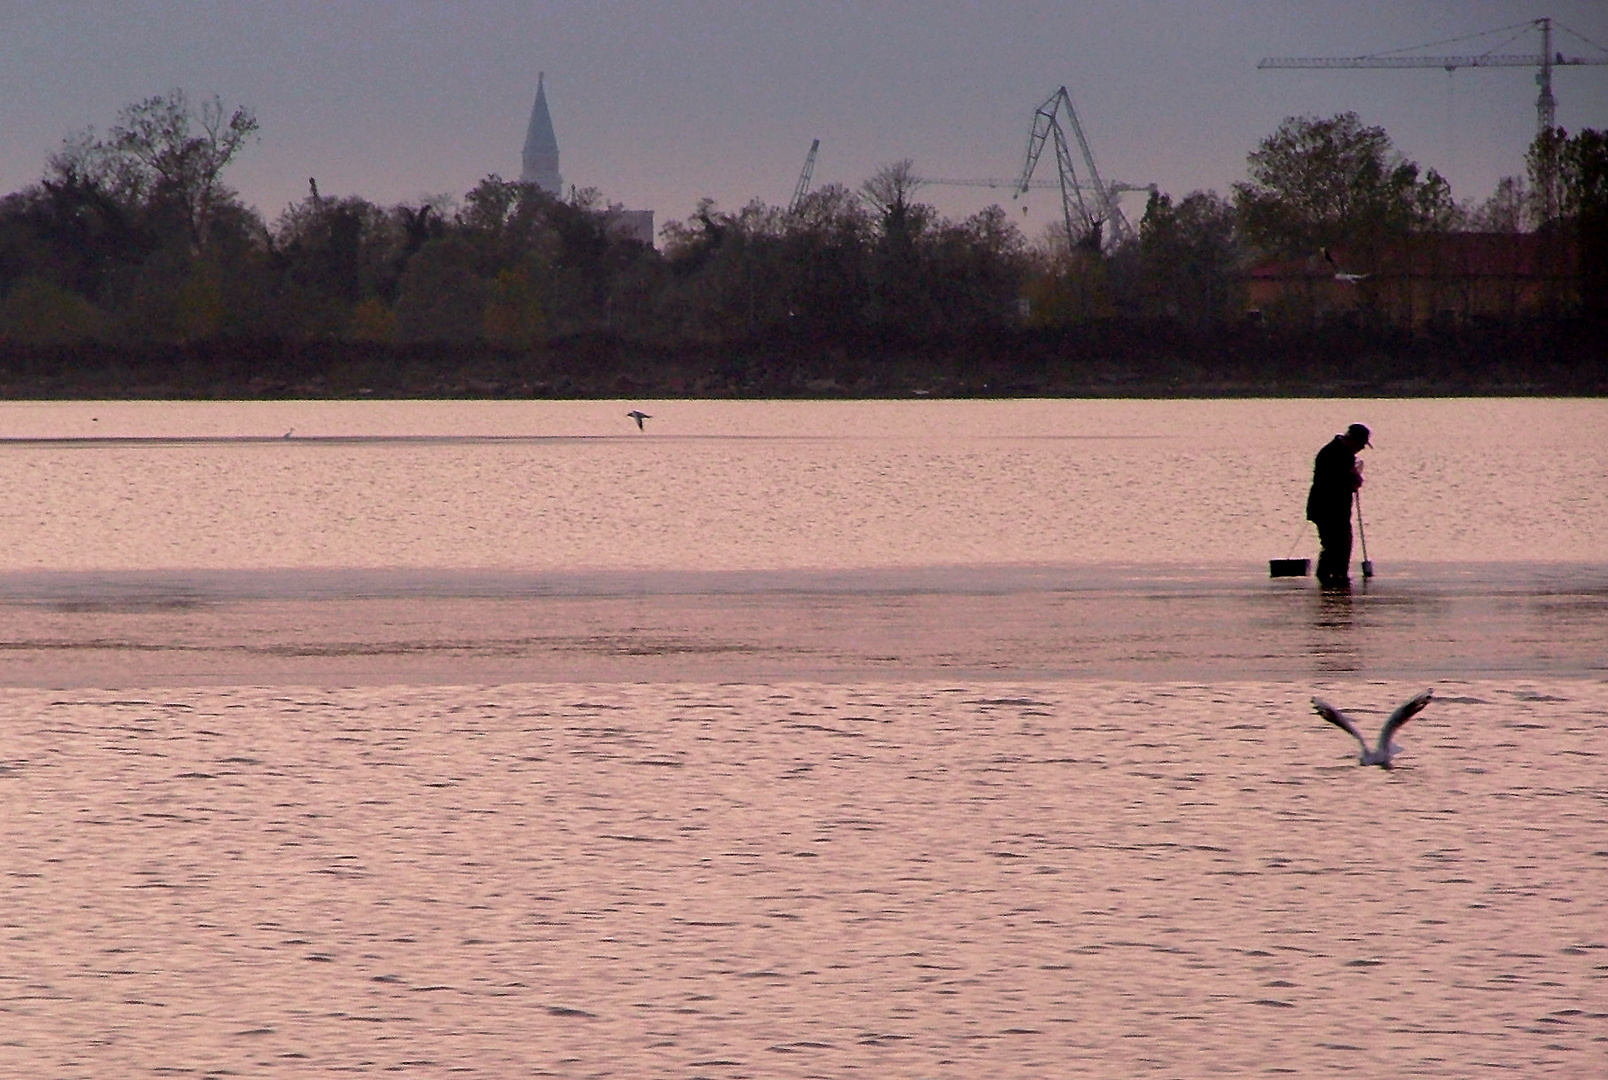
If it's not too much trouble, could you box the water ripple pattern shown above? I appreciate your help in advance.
[2,680,1604,1077]
[1,399,1605,1076]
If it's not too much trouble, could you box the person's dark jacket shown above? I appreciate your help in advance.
[1306,436,1361,523]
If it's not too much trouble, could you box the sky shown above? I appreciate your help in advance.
[3,1,1606,241]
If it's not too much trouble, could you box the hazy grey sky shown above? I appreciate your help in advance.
[3,1,1605,238]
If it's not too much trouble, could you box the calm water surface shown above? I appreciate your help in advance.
[0,397,1603,569]
[1,399,1604,1077]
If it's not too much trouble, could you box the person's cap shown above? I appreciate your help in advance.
[1346,423,1372,447]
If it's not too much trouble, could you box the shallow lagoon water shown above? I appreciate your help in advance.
[5,679,1606,1077]
[1,399,1604,1077]
[0,397,1602,571]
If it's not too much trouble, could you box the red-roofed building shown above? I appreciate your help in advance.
[1246,231,1579,327]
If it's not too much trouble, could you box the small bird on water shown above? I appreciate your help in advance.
[1312,689,1433,767]
[627,410,651,430]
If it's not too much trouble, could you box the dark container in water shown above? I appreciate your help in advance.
[1269,558,1310,578]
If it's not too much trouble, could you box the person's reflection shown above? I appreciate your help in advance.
[1309,583,1359,672]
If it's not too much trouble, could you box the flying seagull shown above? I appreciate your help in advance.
[1312,689,1433,767]
[627,410,651,430]
[1321,246,1369,284]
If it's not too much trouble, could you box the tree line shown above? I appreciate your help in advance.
[0,90,1603,372]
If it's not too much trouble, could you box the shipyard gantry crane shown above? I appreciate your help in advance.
[918,172,1156,254]
[1015,86,1136,250]
[1259,17,1608,216]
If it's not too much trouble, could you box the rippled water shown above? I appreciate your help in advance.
[6,680,1605,1077]
[1,398,1604,1077]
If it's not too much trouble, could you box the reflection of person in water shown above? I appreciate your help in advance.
[1306,423,1369,588]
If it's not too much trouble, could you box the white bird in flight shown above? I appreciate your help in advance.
[1321,246,1369,284]
[1312,689,1433,767]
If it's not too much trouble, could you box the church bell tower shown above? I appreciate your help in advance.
[521,72,562,195]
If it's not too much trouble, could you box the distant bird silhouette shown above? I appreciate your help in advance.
[1312,689,1433,767]
[283,428,295,439]
[627,410,651,431]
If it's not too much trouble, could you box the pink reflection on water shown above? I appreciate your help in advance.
[2,680,1603,1075]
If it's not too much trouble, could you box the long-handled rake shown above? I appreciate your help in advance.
[1355,491,1374,578]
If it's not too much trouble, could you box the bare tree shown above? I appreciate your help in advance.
[55,89,260,253]
[859,159,925,218]
[1465,177,1530,233]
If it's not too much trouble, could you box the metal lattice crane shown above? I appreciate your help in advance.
[1015,86,1135,251]
[1259,18,1607,137]
[1259,17,1608,217]
[789,139,820,213]
[920,175,1154,197]
[918,174,1155,249]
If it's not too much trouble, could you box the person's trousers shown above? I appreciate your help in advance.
[1312,515,1353,585]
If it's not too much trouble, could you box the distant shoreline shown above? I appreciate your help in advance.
[2,320,1602,399]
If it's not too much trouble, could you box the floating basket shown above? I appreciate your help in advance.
[1269,558,1311,578]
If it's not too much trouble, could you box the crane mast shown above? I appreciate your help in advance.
[1538,17,1555,134]
[1016,87,1134,250]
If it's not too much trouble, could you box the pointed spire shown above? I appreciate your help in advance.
[521,71,562,194]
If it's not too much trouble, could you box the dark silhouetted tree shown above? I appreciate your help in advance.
[1464,176,1531,233]
[1234,112,1451,258]
[1559,128,1608,316]
[395,236,486,343]
[861,160,938,335]
[1138,190,1242,326]
[272,190,397,336]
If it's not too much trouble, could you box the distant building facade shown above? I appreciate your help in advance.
[521,72,562,195]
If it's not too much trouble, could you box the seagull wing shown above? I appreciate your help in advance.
[1312,697,1367,750]
[1377,688,1433,749]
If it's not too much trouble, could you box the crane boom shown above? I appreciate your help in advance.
[789,138,820,213]
[1258,17,1608,138]
[1259,54,1566,69]
[922,176,1154,195]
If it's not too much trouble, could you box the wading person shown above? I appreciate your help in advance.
[1306,423,1370,588]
